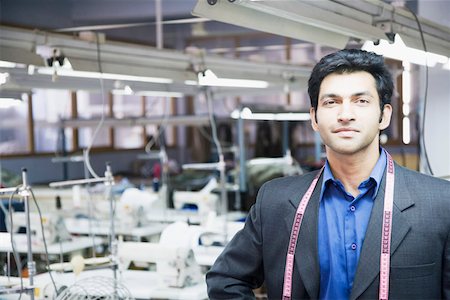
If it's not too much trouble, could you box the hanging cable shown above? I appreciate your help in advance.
[204,87,229,243]
[6,187,24,300]
[204,88,223,159]
[26,189,59,296]
[84,32,107,179]
[144,96,171,153]
[404,6,433,175]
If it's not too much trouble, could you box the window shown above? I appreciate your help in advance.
[77,91,111,148]
[113,94,144,149]
[0,97,29,154]
[33,89,73,153]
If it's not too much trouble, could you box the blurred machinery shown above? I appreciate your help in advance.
[118,221,203,288]
[11,211,71,246]
[172,177,219,215]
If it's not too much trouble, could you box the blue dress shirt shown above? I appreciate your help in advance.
[318,150,387,300]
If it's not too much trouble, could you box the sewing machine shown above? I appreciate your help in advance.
[90,187,160,230]
[11,211,71,246]
[173,177,219,215]
[118,221,203,288]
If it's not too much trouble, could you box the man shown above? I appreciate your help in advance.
[206,49,450,299]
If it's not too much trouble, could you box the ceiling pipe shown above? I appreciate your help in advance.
[155,0,163,49]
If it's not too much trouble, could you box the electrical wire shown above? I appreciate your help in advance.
[29,188,59,296]
[85,185,98,257]
[198,126,215,144]
[204,87,230,243]
[204,88,223,159]
[404,6,433,175]
[84,32,107,179]
[7,186,23,300]
[144,97,171,153]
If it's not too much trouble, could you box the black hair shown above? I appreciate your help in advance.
[308,49,394,112]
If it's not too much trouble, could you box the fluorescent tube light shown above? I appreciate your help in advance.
[112,85,184,98]
[0,72,9,85]
[185,69,268,89]
[0,60,21,68]
[112,85,134,95]
[231,107,310,121]
[362,34,449,68]
[135,91,184,98]
[0,98,21,109]
[37,67,173,84]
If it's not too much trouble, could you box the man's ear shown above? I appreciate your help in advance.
[379,104,392,130]
[310,107,319,131]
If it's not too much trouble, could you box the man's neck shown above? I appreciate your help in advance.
[326,147,381,197]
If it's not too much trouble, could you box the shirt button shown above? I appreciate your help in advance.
[350,205,356,212]
[351,243,357,250]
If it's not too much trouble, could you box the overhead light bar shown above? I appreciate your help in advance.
[185,69,268,89]
[192,0,450,58]
[0,98,22,109]
[111,85,134,95]
[37,67,173,84]
[231,107,310,121]
[362,34,449,68]
[111,85,184,98]
[0,72,9,85]
[135,91,184,98]
[0,60,23,68]
[192,0,350,49]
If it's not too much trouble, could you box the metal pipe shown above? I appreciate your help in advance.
[49,177,108,188]
[21,168,35,300]
[155,0,163,49]
[0,187,19,194]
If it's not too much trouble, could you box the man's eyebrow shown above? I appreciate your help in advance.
[352,91,374,98]
[319,91,375,101]
[319,93,340,101]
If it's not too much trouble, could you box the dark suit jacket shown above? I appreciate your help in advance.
[207,163,450,299]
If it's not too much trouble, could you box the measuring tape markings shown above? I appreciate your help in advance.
[282,152,395,300]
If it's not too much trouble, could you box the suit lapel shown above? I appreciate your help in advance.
[350,163,413,300]
[284,172,323,299]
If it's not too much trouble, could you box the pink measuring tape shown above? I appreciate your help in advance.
[282,152,395,300]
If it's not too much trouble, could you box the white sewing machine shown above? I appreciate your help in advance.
[119,187,163,226]
[118,221,203,288]
[11,211,71,246]
[91,187,161,230]
[173,177,219,215]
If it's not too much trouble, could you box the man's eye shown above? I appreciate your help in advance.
[323,99,336,105]
[357,98,369,103]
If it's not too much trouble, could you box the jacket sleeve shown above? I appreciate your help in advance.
[444,228,450,298]
[206,183,267,299]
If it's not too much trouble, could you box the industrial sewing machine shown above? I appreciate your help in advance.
[118,221,203,288]
[172,177,219,215]
[11,211,72,246]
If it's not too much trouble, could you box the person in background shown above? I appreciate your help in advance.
[111,171,134,195]
[206,49,450,299]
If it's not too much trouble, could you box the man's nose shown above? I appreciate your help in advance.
[338,101,355,122]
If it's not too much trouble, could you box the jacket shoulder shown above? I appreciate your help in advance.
[396,163,450,189]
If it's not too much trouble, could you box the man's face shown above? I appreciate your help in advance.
[310,71,392,156]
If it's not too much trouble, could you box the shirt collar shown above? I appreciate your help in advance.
[321,148,387,198]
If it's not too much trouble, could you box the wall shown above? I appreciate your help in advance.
[418,0,450,178]
[0,148,188,185]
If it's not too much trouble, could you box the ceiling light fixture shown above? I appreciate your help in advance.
[362,34,449,69]
[231,107,310,121]
[0,72,9,85]
[185,69,268,89]
[112,86,184,98]
[0,60,22,68]
[0,98,22,109]
[37,67,174,84]
[135,91,184,98]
